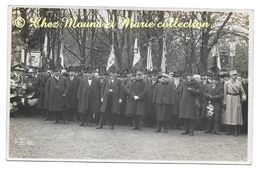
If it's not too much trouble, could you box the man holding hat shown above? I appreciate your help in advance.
[223,70,246,136]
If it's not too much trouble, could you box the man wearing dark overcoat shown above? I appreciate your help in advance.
[144,74,157,127]
[97,69,123,129]
[124,71,147,130]
[65,68,80,123]
[45,69,69,124]
[204,75,224,135]
[178,74,201,136]
[168,72,182,129]
[77,72,101,126]
[152,74,173,133]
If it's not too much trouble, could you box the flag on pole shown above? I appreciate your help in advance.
[132,38,141,67]
[161,36,167,73]
[60,42,64,68]
[210,45,221,72]
[216,46,221,70]
[106,44,115,71]
[43,34,48,57]
[146,43,153,71]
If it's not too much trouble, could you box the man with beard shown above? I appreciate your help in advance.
[77,71,101,126]
[124,71,147,130]
[97,68,123,129]
[178,74,202,136]
[45,69,69,124]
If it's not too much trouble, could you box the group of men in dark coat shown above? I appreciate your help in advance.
[25,66,248,137]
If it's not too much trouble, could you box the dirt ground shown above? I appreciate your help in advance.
[8,116,248,162]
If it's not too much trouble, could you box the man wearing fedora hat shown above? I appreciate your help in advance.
[223,70,246,136]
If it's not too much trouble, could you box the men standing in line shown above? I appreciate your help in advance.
[45,69,68,124]
[77,71,101,126]
[178,74,201,136]
[124,71,147,130]
[65,68,80,123]
[223,70,246,136]
[97,69,123,129]
[204,75,224,135]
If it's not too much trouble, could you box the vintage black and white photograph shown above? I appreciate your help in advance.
[7,6,253,163]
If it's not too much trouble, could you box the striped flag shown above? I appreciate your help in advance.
[132,38,141,67]
[106,44,115,71]
[161,36,167,73]
[146,43,153,71]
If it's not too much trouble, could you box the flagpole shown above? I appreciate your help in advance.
[161,31,167,73]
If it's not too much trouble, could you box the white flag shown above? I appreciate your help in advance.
[106,44,115,71]
[146,43,153,71]
[161,36,166,73]
[60,42,64,68]
[43,34,48,57]
[212,45,221,70]
[132,38,141,67]
[216,46,221,70]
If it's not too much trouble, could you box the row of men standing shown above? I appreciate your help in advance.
[37,68,246,136]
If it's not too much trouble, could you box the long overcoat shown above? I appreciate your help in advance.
[100,78,123,114]
[45,76,69,112]
[152,82,174,121]
[223,79,245,125]
[66,76,80,109]
[145,80,157,116]
[77,77,101,114]
[178,80,201,120]
[168,80,182,116]
[124,79,147,116]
